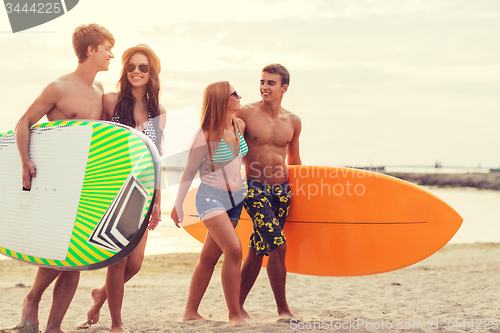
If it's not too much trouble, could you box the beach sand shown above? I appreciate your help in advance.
[0,243,499,333]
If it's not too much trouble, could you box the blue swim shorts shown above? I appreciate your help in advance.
[195,183,245,221]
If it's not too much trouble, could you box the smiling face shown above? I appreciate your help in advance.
[126,52,150,88]
[228,85,242,112]
[91,39,114,71]
[260,72,288,101]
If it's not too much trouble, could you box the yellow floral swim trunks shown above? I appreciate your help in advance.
[244,180,292,256]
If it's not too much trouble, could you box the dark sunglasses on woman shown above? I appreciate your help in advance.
[126,64,149,73]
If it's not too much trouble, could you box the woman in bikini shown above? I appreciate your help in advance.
[171,81,248,326]
[86,44,166,333]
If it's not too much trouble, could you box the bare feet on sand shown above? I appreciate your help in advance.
[3,320,39,333]
[183,311,248,326]
[21,296,39,327]
[239,307,252,320]
[87,288,103,324]
[229,315,249,327]
[278,310,294,319]
[111,325,130,333]
[276,310,294,323]
[182,312,205,321]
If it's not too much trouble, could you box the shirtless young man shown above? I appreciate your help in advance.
[12,23,114,333]
[237,64,301,319]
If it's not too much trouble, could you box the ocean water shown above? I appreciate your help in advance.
[423,186,500,244]
[145,183,203,256]
[145,222,202,256]
[384,166,490,174]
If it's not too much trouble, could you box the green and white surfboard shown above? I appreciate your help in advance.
[0,120,160,270]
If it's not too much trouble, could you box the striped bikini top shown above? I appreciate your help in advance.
[211,127,248,163]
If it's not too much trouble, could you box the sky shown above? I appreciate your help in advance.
[1,0,499,168]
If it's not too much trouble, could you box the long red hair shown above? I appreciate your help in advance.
[200,81,231,159]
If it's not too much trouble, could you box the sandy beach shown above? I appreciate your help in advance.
[0,243,498,333]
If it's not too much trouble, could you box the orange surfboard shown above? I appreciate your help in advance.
[182,165,462,276]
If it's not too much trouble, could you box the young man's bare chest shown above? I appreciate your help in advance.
[48,85,103,120]
[245,114,294,148]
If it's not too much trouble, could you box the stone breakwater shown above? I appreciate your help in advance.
[384,172,500,190]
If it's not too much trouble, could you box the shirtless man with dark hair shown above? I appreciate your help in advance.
[237,63,301,319]
[10,23,114,333]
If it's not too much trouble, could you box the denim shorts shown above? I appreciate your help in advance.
[195,183,245,221]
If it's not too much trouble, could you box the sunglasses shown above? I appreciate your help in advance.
[126,64,149,73]
[230,91,240,98]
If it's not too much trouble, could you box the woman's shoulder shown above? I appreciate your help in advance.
[103,92,119,103]
[235,117,246,133]
[103,92,119,109]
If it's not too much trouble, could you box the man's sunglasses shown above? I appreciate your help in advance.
[230,91,240,98]
[126,64,149,73]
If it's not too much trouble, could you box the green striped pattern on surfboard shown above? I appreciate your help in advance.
[0,121,155,267]
[0,129,14,137]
